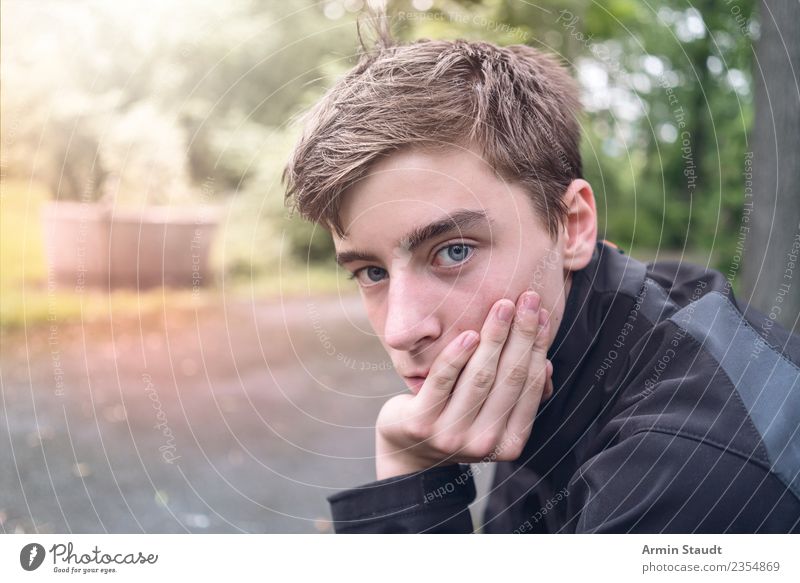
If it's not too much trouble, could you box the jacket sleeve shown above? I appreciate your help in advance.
[564,431,800,533]
[327,463,477,533]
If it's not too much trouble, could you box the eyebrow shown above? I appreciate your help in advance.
[335,209,492,267]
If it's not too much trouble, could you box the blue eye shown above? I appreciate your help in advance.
[435,243,474,267]
[349,266,387,287]
[347,243,474,287]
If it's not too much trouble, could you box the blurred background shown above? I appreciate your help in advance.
[1,0,797,533]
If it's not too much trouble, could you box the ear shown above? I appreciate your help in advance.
[560,179,598,272]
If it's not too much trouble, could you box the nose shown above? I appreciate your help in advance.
[382,272,441,353]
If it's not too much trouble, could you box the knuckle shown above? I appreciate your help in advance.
[430,367,456,391]
[405,420,431,443]
[525,368,546,390]
[376,395,408,427]
[496,448,521,462]
[486,330,509,347]
[431,433,462,455]
[505,363,530,386]
[511,320,537,340]
[461,443,483,459]
[472,368,496,390]
[495,448,512,461]
[503,439,524,460]
[467,432,500,458]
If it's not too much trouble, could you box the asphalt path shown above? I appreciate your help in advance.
[1,294,493,533]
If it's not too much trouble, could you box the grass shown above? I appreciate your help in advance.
[0,179,83,330]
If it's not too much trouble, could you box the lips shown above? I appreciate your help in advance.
[402,371,428,394]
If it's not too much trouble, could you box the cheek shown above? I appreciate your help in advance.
[437,278,560,347]
[459,251,565,320]
[363,303,387,344]
[442,286,504,336]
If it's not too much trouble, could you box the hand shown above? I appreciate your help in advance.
[375,290,554,480]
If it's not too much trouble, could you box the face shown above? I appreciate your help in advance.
[333,145,574,394]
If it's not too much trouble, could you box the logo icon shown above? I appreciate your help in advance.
[20,543,46,571]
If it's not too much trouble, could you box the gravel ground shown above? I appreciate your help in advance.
[0,293,492,533]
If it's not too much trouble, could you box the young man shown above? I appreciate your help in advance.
[283,35,800,533]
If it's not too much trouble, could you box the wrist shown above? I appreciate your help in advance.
[375,433,432,480]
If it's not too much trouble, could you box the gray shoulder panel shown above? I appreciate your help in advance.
[668,291,800,501]
[638,277,679,324]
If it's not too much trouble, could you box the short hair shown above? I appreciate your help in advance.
[283,24,583,241]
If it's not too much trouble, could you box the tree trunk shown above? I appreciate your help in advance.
[742,0,800,334]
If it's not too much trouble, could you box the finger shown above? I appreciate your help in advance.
[438,298,515,429]
[543,359,554,401]
[504,308,552,441]
[413,329,480,421]
[472,290,542,433]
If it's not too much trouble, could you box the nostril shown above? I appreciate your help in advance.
[384,319,439,353]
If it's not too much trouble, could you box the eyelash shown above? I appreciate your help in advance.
[347,242,476,286]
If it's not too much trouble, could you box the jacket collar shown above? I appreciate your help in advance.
[521,240,648,473]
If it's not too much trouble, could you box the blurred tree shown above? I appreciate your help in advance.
[1,0,361,200]
[1,0,362,276]
[742,0,800,333]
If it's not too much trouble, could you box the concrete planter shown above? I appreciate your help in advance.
[41,201,219,290]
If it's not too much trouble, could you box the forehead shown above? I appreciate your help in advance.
[334,145,535,246]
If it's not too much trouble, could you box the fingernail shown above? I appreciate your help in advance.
[496,302,513,323]
[460,331,479,348]
[522,291,540,313]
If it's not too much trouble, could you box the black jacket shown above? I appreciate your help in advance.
[327,240,800,533]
